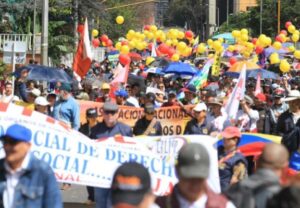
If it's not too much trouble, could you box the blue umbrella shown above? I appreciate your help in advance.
[16,65,73,83]
[247,69,279,79]
[264,46,288,58]
[164,62,198,76]
[145,67,164,75]
[224,69,279,79]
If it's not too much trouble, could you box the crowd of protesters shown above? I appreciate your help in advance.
[0,48,300,208]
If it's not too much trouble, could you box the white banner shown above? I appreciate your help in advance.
[0,103,220,195]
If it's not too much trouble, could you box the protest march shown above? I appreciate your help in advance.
[1,1,300,207]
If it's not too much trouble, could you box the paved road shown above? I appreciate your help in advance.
[61,184,95,208]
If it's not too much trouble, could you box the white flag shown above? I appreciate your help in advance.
[225,64,247,120]
[151,41,157,57]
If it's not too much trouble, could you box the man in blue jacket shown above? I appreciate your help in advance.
[0,124,62,208]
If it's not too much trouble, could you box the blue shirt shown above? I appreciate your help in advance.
[90,122,133,139]
[52,96,80,130]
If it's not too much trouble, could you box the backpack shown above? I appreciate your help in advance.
[224,181,279,208]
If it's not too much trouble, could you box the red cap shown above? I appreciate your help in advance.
[221,126,241,139]
[256,93,266,102]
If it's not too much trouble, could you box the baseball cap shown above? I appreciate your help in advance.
[144,103,155,114]
[193,102,207,112]
[221,126,242,139]
[34,96,49,106]
[86,108,98,118]
[29,88,41,97]
[103,101,119,112]
[182,85,197,94]
[59,83,72,92]
[115,89,128,98]
[256,93,266,102]
[208,97,223,106]
[111,162,151,207]
[0,124,32,142]
[176,143,210,179]
[102,83,111,90]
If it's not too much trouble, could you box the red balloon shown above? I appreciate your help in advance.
[77,25,84,33]
[158,43,169,54]
[185,30,194,39]
[229,57,237,66]
[280,30,287,36]
[255,46,264,54]
[100,35,109,43]
[167,47,176,57]
[285,21,292,29]
[121,40,128,46]
[251,38,258,45]
[119,54,131,65]
[144,25,151,31]
[106,39,113,47]
[275,35,283,43]
[92,39,100,47]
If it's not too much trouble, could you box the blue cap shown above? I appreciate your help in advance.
[1,124,32,142]
[59,83,72,92]
[115,89,128,98]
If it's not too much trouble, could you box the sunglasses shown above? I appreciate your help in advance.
[223,137,237,141]
[2,137,21,145]
[104,110,117,115]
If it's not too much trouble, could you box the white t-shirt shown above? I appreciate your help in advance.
[236,109,259,132]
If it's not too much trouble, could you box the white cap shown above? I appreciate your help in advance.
[29,88,41,97]
[271,83,279,89]
[34,96,49,106]
[193,102,207,112]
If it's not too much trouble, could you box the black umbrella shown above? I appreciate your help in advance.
[127,74,146,91]
[15,65,73,83]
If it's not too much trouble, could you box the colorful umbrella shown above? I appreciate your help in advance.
[228,61,261,72]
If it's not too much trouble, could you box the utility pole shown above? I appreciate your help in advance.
[41,0,49,66]
[226,0,229,25]
[260,0,262,34]
[33,0,36,60]
[277,0,280,34]
[73,0,79,45]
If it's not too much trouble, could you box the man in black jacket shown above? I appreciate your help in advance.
[277,90,300,154]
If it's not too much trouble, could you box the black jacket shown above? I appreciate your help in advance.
[133,117,162,136]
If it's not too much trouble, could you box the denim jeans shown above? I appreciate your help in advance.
[94,187,112,208]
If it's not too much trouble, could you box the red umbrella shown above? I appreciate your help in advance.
[128,52,142,61]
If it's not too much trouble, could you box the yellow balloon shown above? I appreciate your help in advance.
[207,39,213,46]
[115,42,122,50]
[166,39,172,46]
[208,53,214,59]
[241,28,248,35]
[241,34,249,42]
[177,41,187,52]
[213,40,222,51]
[120,45,130,54]
[135,42,144,51]
[288,45,295,52]
[218,38,224,43]
[232,30,241,38]
[146,32,154,40]
[272,41,282,50]
[292,33,299,42]
[171,54,180,62]
[228,45,235,52]
[178,31,185,39]
[150,25,158,32]
[197,44,206,54]
[280,60,290,73]
[288,25,296,34]
[92,29,99,37]
[270,53,280,64]
[243,51,251,58]
[116,16,124,24]
[172,39,178,46]
[294,50,300,59]
[128,41,136,49]
[265,37,272,46]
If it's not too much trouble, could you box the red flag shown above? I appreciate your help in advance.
[254,72,262,96]
[73,18,92,79]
